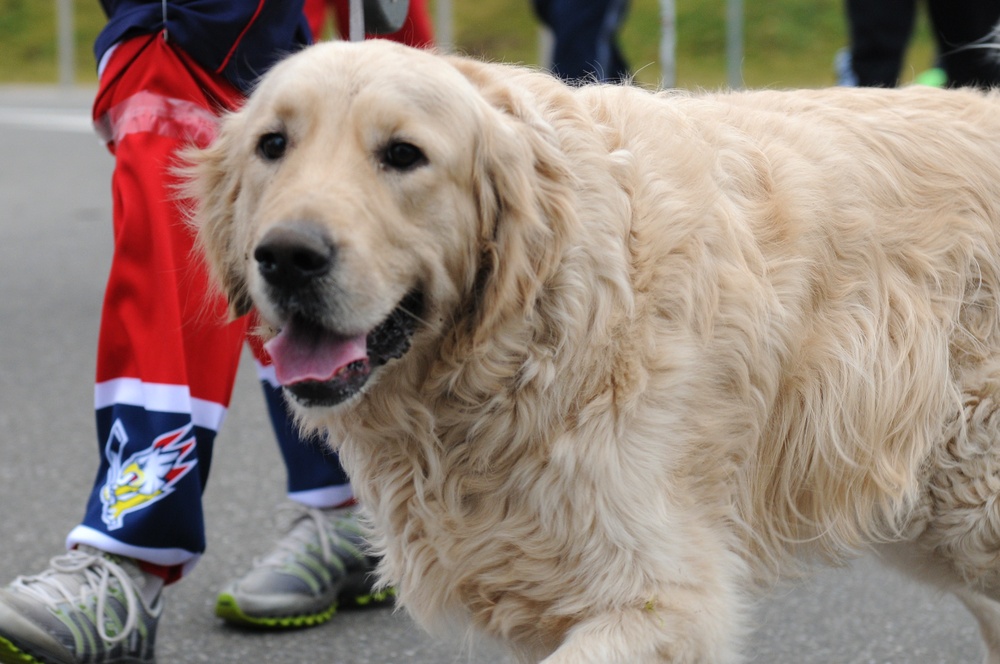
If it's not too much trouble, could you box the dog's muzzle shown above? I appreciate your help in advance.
[253,221,423,407]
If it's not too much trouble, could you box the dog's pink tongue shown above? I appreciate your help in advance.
[264,323,368,387]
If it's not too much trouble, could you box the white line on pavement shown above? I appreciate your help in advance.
[0,107,93,133]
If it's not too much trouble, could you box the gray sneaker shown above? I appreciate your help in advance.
[0,546,163,664]
[215,504,392,629]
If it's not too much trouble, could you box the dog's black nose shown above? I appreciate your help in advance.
[254,223,335,288]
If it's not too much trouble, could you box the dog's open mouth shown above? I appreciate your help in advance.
[264,290,424,407]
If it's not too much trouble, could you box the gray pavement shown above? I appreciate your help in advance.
[0,86,987,663]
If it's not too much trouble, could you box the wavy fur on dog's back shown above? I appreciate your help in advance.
[187,41,1000,662]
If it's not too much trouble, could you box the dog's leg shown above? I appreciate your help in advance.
[889,375,1000,663]
[957,589,1000,664]
[537,604,741,664]
[921,382,1000,599]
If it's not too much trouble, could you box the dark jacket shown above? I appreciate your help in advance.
[95,0,312,91]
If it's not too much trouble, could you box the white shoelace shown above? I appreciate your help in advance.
[257,505,348,568]
[12,549,141,644]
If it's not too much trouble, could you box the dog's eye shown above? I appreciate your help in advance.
[381,141,426,171]
[257,132,288,161]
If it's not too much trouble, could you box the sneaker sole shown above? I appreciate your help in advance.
[0,637,41,664]
[214,593,337,629]
[346,587,396,608]
[0,635,153,664]
[214,587,396,630]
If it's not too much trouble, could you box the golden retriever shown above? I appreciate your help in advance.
[184,40,1000,663]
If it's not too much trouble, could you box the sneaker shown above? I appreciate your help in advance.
[913,67,947,88]
[215,504,392,629]
[0,546,163,664]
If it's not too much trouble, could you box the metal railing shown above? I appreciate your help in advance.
[57,0,74,86]
[659,0,743,88]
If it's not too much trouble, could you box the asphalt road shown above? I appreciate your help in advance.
[0,86,988,664]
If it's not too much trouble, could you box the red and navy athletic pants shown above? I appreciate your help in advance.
[67,34,351,581]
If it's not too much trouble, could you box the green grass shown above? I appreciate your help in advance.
[0,0,937,89]
[0,0,105,83]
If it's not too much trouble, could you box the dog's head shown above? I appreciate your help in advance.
[184,41,576,411]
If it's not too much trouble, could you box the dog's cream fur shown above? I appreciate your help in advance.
[186,40,1000,662]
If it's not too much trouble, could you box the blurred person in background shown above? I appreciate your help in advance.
[533,0,631,84]
[839,0,1000,88]
[305,0,434,46]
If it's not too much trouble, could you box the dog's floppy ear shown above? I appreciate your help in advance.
[178,120,254,320]
[454,59,580,343]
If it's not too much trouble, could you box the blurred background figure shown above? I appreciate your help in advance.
[305,0,434,47]
[532,0,631,84]
[839,0,1000,88]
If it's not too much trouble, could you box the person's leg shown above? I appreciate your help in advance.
[534,0,631,83]
[214,343,390,629]
[68,33,247,576]
[328,0,435,47]
[846,0,917,87]
[927,0,1000,88]
[252,338,354,507]
[0,34,245,664]
[304,0,329,40]
[383,0,435,48]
